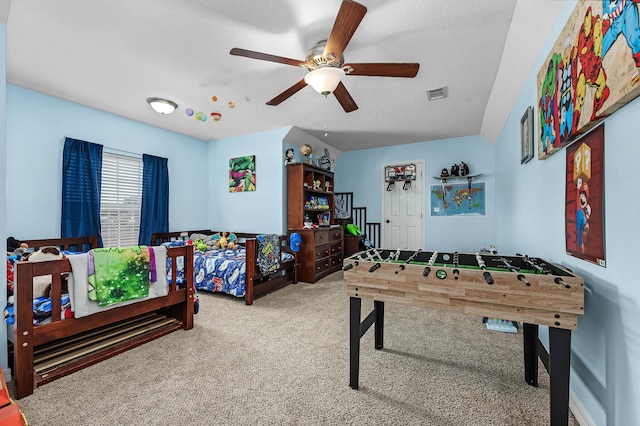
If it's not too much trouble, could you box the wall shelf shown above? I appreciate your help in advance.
[434,173,482,182]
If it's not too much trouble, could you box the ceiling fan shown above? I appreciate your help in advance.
[229,0,420,113]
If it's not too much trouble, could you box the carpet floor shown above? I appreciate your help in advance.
[11,272,578,425]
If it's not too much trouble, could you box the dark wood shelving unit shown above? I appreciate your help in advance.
[287,163,343,283]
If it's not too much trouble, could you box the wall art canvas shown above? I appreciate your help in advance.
[565,124,605,266]
[537,0,640,160]
[430,182,486,216]
[229,155,256,192]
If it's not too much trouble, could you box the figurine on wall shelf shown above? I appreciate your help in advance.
[441,168,450,178]
[460,161,470,176]
[450,163,460,176]
[300,144,312,164]
[284,148,295,165]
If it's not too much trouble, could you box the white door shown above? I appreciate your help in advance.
[382,161,424,250]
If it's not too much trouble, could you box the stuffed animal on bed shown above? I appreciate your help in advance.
[211,232,238,250]
[4,246,72,325]
[26,247,67,298]
[6,236,28,255]
[193,239,208,252]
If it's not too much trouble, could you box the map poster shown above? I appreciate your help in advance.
[430,182,486,216]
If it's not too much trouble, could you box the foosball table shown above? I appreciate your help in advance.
[343,248,584,426]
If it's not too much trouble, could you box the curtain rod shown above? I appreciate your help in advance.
[103,147,142,159]
[64,136,142,159]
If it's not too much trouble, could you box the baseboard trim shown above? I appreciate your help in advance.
[2,367,12,382]
[570,390,595,426]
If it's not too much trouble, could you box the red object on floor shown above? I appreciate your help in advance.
[0,370,28,425]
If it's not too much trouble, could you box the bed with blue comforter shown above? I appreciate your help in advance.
[157,231,297,305]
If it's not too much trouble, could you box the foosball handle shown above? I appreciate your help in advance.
[453,269,459,280]
[483,271,494,285]
[517,274,531,286]
[369,263,381,273]
[422,266,431,277]
[342,261,359,271]
[395,264,405,275]
[554,277,570,289]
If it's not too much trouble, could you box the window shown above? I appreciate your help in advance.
[100,152,143,247]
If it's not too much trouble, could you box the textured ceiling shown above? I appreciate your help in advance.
[4,0,564,152]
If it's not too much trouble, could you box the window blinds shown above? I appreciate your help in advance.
[100,152,143,247]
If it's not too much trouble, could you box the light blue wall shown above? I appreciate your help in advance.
[1,22,9,378]
[494,1,640,424]
[2,85,210,374]
[6,86,210,238]
[335,136,496,253]
[207,127,291,234]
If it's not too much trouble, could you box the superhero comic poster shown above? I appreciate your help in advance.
[565,124,605,266]
[537,0,640,160]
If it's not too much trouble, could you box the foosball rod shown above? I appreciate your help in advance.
[452,251,460,280]
[406,248,423,263]
[554,276,571,289]
[342,260,359,271]
[518,254,547,274]
[475,253,494,285]
[396,248,422,274]
[385,249,400,262]
[519,255,569,287]
[422,251,438,277]
[496,257,531,286]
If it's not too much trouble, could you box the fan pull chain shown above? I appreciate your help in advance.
[324,97,329,138]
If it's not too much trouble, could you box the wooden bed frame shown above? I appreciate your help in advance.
[10,236,195,399]
[151,230,297,305]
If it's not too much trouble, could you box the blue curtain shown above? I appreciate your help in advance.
[138,154,169,245]
[61,137,104,246]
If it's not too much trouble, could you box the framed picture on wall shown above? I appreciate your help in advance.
[520,106,534,164]
[565,124,605,267]
[229,155,256,192]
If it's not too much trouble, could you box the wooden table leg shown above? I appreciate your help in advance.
[350,298,385,389]
[349,296,362,389]
[549,327,571,426]
[374,300,384,349]
[523,322,539,387]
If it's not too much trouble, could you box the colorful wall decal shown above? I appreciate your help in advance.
[537,0,640,160]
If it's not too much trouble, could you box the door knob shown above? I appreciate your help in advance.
[385,220,390,223]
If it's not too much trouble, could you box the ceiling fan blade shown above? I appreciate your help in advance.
[345,63,420,78]
[323,0,367,61]
[266,79,308,106]
[230,48,305,67]
[333,82,358,113]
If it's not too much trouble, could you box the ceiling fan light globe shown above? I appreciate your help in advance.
[304,67,345,96]
[147,97,178,114]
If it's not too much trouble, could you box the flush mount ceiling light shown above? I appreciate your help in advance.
[146,97,178,114]
[304,67,345,96]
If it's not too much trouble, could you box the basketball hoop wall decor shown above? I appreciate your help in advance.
[385,164,416,191]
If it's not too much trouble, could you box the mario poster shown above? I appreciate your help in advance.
[565,124,605,266]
